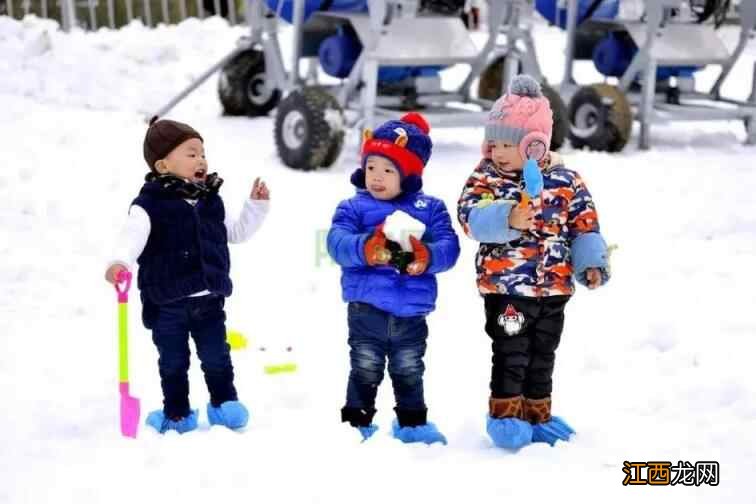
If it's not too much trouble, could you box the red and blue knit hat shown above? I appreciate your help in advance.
[351,112,432,194]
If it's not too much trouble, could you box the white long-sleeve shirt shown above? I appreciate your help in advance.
[109,198,269,297]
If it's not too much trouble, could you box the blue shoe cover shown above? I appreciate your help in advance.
[391,419,447,445]
[357,424,379,441]
[532,416,575,446]
[207,401,249,430]
[486,416,533,450]
[145,409,198,434]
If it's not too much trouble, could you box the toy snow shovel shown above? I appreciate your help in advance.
[115,270,140,438]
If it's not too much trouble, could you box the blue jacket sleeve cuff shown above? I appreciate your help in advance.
[571,232,610,286]
[356,233,368,266]
[467,202,521,244]
[425,239,457,275]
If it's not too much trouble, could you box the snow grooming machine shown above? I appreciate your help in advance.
[151,0,570,170]
[552,0,756,151]
[228,0,572,170]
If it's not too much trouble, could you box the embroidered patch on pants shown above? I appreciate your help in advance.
[497,304,525,336]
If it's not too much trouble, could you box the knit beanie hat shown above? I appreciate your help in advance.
[143,116,204,171]
[482,74,553,162]
[351,112,433,194]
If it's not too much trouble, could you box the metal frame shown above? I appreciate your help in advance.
[150,0,287,119]
[150,0,556,142]
[560,0,756,149]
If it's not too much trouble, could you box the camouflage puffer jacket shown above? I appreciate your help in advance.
[457,153,607,297]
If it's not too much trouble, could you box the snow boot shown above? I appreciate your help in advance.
[341,406,378,441]
[487,396,532,450]
[391,408,447,445]
[391,420,447,445]
[207,400,249,430]
[524,397,575,446]
[357,424,379,441]
[145,409,199,434]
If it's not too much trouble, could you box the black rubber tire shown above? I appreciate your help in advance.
[745,116,754,143]
[540,82,568,151]
[274,87,345,171]
[218,49,281,117]
[421,0,466,15]
[567,83,633,152]
[478,59,568,151]
[322,128,345,168]
[477,56,518,101]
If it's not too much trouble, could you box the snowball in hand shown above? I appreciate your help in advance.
[383,210,426,252]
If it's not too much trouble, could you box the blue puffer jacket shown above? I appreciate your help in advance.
[327,190,460,317]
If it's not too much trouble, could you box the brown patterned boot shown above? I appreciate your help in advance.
[523,397,552,424]
[489,395,524,419]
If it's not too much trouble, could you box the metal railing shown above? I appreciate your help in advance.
[0,0,244,31]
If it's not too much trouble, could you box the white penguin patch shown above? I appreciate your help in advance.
[497,304,525,336]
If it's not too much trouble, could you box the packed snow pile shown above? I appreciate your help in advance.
[0,15,246,114]
[383,210,427,251]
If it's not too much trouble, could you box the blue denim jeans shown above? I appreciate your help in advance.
[344,302,428,420]
[150,294,237,418]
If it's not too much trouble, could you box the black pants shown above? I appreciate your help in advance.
[484,294,570,400]
[149,294,237,418]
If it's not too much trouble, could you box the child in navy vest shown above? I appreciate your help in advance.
[105,118,270,434]
[327,113,460,444]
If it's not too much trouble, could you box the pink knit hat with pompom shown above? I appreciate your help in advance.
[482,74,553,162]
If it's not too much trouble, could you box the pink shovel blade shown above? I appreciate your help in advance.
[120,382,140,438]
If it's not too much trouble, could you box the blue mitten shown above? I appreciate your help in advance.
[571,232,610,286]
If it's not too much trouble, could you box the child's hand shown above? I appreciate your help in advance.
[406,236,429,276]
[365,225,392,266]
[509,204,534,231]
[250,177,270,200]
[105,264,128,285]
[585,268,603,289]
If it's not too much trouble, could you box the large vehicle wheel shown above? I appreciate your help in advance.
[477,56,519,101]
[218,49,281,117]
[478,58,568,151]
[421,0,466,14]
[540,83,568,151]
[567,83,633,152]
[274,87,345,171]
[321,127,345,168]
[745,116,756,145]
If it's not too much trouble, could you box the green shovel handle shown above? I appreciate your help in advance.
[115,271,132,383]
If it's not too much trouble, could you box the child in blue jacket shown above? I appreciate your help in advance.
[327,113,460,444]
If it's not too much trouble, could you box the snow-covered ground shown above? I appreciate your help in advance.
[1,13,755,504]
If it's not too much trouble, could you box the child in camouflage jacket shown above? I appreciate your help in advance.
[457,75,610,449]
